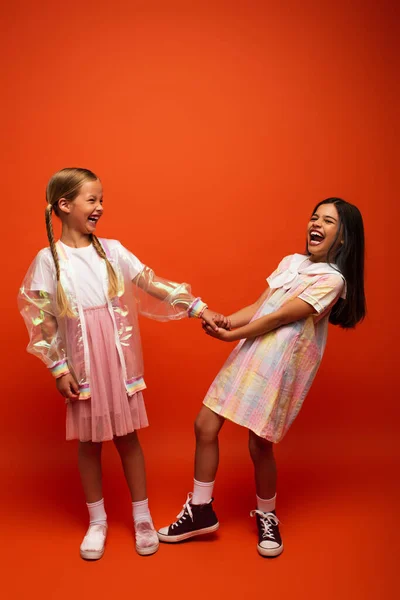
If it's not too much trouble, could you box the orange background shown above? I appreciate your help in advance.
[1,1,398,599]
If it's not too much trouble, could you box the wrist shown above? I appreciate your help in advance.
[188,298,208,318]
[227,328,241,342]
[49,359,70,379]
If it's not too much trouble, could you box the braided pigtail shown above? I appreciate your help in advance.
[91,234,120,298]
[45,203,75,317]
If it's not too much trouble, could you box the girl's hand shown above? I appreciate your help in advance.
[56,373,79,400]
[201,308,220,331]
[213,313,232,330]
[202,321,233,342]
[201,309,231,331]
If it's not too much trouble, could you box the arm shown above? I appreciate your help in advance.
[18,289,79,399]
[132,266,224,330]
[39,312,79,399]
[227,287,271,329]
[19,289,67,371]
[116,242,228,330]
[204,298,316,342]
[205,272,345,342]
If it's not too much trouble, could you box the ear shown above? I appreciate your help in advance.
[58,198,71,215]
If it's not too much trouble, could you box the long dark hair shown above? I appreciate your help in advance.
[309,198,366,329]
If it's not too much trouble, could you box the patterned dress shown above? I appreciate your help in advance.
[203,254,345,442]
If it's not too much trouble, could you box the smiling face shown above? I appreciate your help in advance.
[307,203,343,262]
[58,179,104,234]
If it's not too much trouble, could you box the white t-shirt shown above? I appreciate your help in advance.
[31,240,144,309]
[61,243,107,307]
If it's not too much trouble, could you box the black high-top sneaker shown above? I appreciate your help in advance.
[250,509,283,557]
[158,493,219,543]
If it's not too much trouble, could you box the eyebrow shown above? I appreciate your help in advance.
[312,212,337,222]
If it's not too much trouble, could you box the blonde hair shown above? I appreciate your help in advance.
[45,168,119,317]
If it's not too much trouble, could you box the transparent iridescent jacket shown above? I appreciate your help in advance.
[18,239,207,400]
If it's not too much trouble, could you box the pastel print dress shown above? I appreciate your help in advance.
[203,254,345,443]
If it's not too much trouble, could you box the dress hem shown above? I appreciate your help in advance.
[203,400,280,443]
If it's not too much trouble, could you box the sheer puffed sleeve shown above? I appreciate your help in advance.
[116,243,207,321]
[18,250,70,378]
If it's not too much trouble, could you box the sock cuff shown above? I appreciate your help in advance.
[256,493,276,502]
[86,498,105,508]
[194,479,215,487]
[132,498,149,508]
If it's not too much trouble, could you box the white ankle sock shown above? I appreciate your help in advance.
[192,479,214,505]
[256,494,276,513]
[133,499,151,524]
[87,498,107,526]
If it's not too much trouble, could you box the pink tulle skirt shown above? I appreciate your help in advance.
[66,306,149,442]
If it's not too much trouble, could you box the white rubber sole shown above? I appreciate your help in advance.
[80,547,105,561]
[136,541,160,556]
[158,522,219,543]
[257,543,284,558]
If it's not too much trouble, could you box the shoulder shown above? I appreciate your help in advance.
[267,254,295,279]
[23,247,56,291]
[319,272,346,291]
[313,271,344,284]
[37,246,52,259]
[97,238,125,260]
[306,272,346,299]
[97,238,121,252]
[314,262,346,287]
[98,238,120,248]
[34,247,54,269]
[98,239,143,272]
[97,238,139,256]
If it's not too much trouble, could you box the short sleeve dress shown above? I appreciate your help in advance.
[203,254,345,443]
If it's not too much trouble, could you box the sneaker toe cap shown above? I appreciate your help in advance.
[259,540,280,550]
[157,526,170,536]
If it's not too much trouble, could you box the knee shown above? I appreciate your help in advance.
[194,414,219,444]
[248,431,273,460]
[79,441,102,457]
[113,431,139,453]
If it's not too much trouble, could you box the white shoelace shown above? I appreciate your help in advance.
[250,510,280,541]
[171,493,193,530]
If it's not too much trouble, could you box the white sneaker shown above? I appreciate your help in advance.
[80,523,108,560]
[135,520,159,556]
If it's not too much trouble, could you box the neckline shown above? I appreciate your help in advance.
[60,240,94,251]
[293,254,339,271]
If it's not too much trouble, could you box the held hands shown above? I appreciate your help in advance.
[56,373,79,401]
[202,320,233,341]
[201,308,233,342]
[201,308,231,332]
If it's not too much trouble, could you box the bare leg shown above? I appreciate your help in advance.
[113,431,147,502]
[78,441,103,503]
[194,406,225,482]
[157,406,223,541]
[114,432,159,555]
[248,430,277,499]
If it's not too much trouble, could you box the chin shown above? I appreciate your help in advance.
[308,248,323,261]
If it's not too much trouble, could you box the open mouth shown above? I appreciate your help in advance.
[88,215,101,226]
[309,230,325,246]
